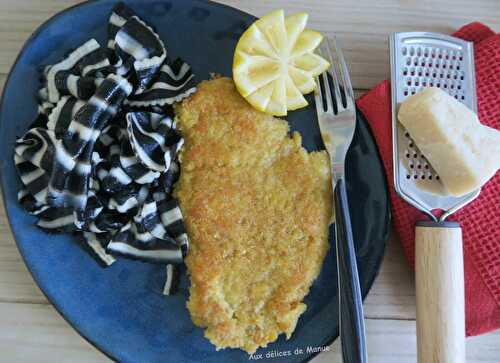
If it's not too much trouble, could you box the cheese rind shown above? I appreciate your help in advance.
[398,87,500,197]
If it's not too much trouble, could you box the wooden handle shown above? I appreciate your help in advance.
[415,221,465,363]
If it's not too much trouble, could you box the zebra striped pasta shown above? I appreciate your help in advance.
[14,2,196,296]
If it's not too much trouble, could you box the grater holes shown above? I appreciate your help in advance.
[399,45,467,118]
[403,131,440,182]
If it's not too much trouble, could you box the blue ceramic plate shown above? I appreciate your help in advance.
[0,1,390,362]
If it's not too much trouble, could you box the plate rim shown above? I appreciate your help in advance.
[0,1,391,362]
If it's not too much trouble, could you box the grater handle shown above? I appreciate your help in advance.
[334,178,367,363]
[415,221,465,363]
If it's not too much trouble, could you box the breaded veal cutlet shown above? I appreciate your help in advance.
[174,77,332,353]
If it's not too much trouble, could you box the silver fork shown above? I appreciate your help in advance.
[315,38,367,363]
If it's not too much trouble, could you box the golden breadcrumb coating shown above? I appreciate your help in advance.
[174,77,332,353]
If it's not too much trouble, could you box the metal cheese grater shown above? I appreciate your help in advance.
[390,32,479,363]
[390,32,480,221]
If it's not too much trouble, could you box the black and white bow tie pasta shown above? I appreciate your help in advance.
[14,2,196,296]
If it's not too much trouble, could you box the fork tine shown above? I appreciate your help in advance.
[322,38,343,111]
[330,37,355,108]
[316,44,334,113]
[321,69,334,113]
[314,77,325,115]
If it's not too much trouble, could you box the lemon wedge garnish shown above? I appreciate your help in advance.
[233,10,329,116]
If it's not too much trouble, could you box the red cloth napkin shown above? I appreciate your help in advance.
[356,22,500,336]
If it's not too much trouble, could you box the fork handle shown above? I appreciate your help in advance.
[334,178,367,363]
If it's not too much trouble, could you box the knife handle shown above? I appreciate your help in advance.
[334,178,367,363]
[415,221,465,363]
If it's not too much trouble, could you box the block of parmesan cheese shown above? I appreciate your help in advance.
[398,87,500,197]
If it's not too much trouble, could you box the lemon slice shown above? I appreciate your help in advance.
[233,10,329,116]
